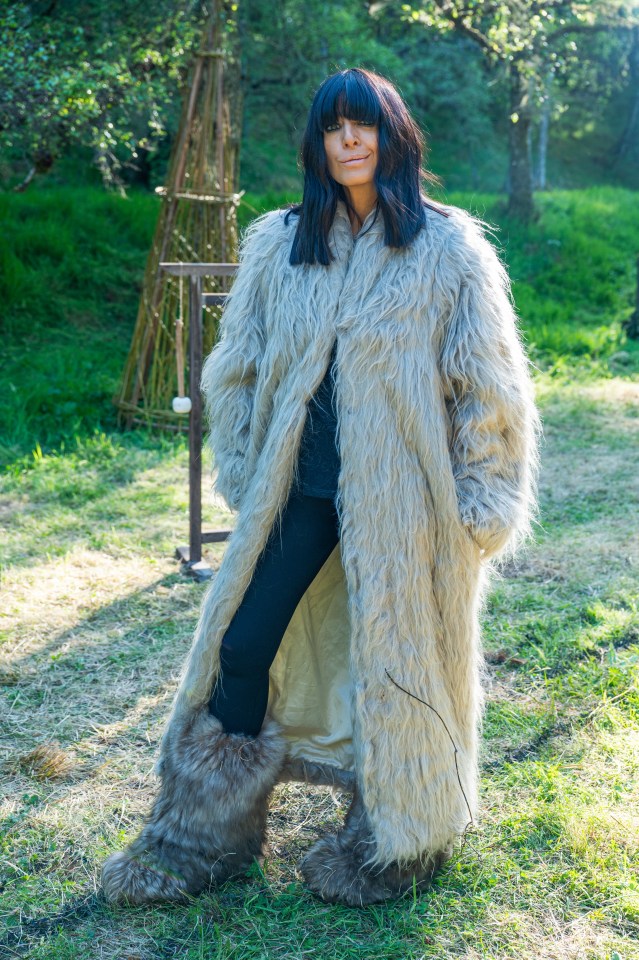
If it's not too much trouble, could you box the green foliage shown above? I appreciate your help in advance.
[404,34,498,191]
[2,0,638,195]
[0,1,213,188]
[395,0,638,64]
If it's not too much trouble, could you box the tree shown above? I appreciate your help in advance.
[612,24,639,165]
[0,0,406,192]
[0,0,213,189]
[373,0,639,220]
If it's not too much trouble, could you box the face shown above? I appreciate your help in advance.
[322,116,379,190]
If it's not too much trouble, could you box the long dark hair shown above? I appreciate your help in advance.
[284,68,443,266]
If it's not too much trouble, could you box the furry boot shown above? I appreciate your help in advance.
[101,710,286,905]
[300,786,451,906]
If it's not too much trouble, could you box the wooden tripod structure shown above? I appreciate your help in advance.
[115,2,242,429]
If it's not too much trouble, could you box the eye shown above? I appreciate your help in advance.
[323,118,376,133]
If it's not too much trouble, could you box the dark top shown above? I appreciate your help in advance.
[294,341,340,499]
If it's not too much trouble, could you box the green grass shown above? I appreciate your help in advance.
[443,186,639,379]
[0,186,158,462]
[0,185,638,958]
[0,377,637,959]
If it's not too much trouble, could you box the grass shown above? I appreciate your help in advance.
[0,377,637,959]
[0,185,638,958]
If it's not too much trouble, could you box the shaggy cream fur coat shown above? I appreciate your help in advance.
[157,198,540,868]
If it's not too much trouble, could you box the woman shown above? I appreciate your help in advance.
[102,68,540,907]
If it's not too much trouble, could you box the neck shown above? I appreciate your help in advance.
[342,184,378,234]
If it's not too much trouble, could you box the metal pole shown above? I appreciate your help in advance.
[161,263,234,580]
[188,274,205,571]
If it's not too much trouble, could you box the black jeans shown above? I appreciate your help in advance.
[208,489,340,736]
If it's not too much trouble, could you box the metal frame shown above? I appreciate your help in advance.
[160,262,238,581]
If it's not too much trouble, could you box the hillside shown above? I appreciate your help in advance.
[1,185,638,466]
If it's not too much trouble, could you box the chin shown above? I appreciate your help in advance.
[337,173,375,187]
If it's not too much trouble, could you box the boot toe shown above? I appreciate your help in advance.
[300,835,448,907]
[300,835,389,907]
[101,850,190,905]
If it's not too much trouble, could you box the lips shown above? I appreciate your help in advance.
[341,154,370,164]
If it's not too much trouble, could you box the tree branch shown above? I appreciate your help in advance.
[432,0,503,58]
[546,20,639,45]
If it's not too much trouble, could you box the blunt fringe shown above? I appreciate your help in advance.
[284,68,442,266]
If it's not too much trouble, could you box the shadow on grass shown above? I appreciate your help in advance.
[1,571,199,744]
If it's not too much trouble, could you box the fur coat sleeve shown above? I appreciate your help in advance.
[437,210,541,560]
[200,213,272,511]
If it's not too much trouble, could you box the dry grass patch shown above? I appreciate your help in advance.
[11,742,78,781]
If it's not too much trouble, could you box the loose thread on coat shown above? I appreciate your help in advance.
[384,669,475,837]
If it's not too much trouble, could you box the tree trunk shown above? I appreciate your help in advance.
[623,255,639,341]
[538,65,553,191]
[507,62,535,221]
[613,25,639,164]
[526,122,534,188]
[538,101,550,190]
[13,149,54,192]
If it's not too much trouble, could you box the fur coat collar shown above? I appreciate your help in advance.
[157,197,540,867]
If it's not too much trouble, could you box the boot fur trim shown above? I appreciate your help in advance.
[300,787,451,907]
[102,712,286,905]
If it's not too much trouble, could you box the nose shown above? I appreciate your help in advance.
[341,120,360,145]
